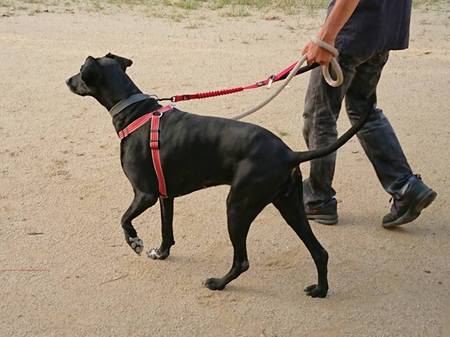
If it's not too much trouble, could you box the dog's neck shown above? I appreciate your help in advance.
[94,76,142,111]
[109,93,151,118]
[111,96,160,135]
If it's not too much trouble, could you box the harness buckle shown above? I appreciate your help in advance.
[150,140,159,150]
[119,128,129,139]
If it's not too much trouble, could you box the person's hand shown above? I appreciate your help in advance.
[301,39,335,65]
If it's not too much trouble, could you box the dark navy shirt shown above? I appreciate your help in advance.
[329,0,412,56]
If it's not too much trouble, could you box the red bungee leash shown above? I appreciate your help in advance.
[158,62,319,103]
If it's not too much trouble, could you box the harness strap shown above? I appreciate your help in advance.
[117,105,173,198]
[149,105,173,198]
[118,113,152,140]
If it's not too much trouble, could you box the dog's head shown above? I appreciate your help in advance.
[66,53,135,108]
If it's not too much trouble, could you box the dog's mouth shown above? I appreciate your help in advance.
[66,76,89,96]
[66,77,77,91]
[66,78,75,91]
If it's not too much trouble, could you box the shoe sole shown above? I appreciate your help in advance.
[307,214,338,225]
[382,189,437,228]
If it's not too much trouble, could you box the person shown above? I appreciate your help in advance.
[300,0,437,227]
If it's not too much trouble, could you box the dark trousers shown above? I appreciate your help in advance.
[303,51,415,206]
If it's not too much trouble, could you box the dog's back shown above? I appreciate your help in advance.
[142,108,294,196]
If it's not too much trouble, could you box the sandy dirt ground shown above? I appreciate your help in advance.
[1,3,449,337]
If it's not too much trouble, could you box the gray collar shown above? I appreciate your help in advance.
[109,93,150,117]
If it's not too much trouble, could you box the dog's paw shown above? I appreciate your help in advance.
[304,284,328,298]
[204,278,226,291]
[147,248,169,260]
[128,236,144,255]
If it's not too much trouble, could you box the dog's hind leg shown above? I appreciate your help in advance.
[148,197,175,260]
[204,189,267,291]
[121,191,158,255]
[272,176,329,298]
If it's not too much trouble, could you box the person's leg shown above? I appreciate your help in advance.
[345,51,437,227]
[302,54,366,224]
[345,52,413,192]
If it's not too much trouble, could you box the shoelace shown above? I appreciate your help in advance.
[388,174,423,209]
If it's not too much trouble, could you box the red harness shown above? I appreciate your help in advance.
[118,105,173,198]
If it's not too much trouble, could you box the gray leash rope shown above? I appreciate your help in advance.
[232,38,343,120]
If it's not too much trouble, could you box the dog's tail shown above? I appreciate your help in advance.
[290,108,370,166]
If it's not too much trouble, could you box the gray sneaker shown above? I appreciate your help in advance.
[382,175,437,228]
[305,197,338,225]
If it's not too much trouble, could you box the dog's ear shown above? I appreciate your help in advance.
[81,56,102,85]
[105,53,133,71]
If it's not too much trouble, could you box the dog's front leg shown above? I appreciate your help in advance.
[121,191,158,255]
[148,197,175,260]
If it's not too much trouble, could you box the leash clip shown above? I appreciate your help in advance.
[157,97,175,102]
[266,75,275,89]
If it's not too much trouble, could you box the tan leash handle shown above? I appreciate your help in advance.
[310,36,343,88]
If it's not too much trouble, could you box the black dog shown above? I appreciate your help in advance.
[66,53,368,297]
